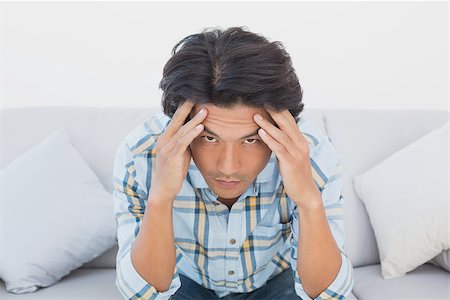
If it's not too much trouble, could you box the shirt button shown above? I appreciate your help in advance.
[229,238,236,245]
[228,270,234,275]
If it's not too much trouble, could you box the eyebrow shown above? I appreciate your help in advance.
[202,125,260,139]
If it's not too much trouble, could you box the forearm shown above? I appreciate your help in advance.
[131,196,176,292]
[296,194,342,299]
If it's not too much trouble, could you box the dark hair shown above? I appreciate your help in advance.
[159,26,304,123]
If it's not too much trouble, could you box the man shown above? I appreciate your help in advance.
[113,26,354,300]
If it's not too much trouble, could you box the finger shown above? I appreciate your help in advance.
[172,123,204,157]
[258,128,291,162]
[163,100,196,139]
[264,109,303,145]
[161,107,207,153]
[177,107,207,137]
[253,113,297,156]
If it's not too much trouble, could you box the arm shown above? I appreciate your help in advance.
[289,161,355,300]
[297,192,343,299]
[113,141,181,300]
[250,106,354,299]
[131,196,176,292]
[114,101,206,299]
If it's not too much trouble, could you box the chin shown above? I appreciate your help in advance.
[209,180,250,199]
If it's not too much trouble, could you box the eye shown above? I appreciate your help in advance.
[244,138,259,144]
[200,136,259,145]
[202,136,217,143]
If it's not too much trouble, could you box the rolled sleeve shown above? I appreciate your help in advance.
[116,249,181,300]
[112,141,181,300]
[291,248,354,300]
[289,155,355,299]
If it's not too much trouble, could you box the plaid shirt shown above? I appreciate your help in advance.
[113,111,354,300]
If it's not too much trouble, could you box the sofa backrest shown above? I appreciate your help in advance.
[322,108,449,267]
[1,106,448,269]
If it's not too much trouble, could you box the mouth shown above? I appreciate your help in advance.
[215,179,241,188]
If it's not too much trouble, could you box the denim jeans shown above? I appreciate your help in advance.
[170,268,302,300]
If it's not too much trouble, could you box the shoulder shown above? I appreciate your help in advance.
[120,111,171,158]
[113,111,171,192]
[297,115,341,179]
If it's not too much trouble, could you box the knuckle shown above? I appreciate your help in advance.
[175,138,184,147]
[177,130,185,139]
[280,132,290,143]
[156,146,166,157]
[183,130,197,142]
[178,124,189,137]
[160,140,173,152]
[274,144,284,152]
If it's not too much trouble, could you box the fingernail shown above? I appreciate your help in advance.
[198,108,205,115]
[195,124,203,130]
[254,114,263,121]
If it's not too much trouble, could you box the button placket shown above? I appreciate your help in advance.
[225,243,237,282]
[225,215,240,288]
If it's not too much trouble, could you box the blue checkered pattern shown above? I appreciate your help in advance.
[113,111,354,299]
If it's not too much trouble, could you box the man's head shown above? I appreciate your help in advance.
[158,26,304,200]
[187,102,276,200]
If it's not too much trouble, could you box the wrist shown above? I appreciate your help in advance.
[295,189,323,212]
[148,192,175,209]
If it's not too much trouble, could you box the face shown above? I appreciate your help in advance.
[188,102,276,201]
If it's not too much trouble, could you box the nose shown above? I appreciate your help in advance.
[217,144,240,178]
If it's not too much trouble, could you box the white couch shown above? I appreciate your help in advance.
[0,106,448,300]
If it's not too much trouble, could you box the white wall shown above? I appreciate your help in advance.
[0,1,448,111]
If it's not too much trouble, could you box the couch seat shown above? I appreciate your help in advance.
[0,268,360,299]
[0,269,122,300]
[353,263,450,300]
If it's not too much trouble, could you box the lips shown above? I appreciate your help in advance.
[216,179,240,182]
[215,179,241,188]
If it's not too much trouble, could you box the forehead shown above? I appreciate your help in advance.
[190,103,274,124]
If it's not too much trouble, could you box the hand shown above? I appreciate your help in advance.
[253,109,322,208]
[149,100,207,204]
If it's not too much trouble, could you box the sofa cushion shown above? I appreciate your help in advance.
[0,269,122,300]
[323,109,450,268]
[82,243,118,269]
[0,128,117,294]
[353,264,450,300]
[429,250,450,272]
[353,121,449,279]
[0,106,162,195]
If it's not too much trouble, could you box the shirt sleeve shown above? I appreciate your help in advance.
[112,140,181,300]
[289,144,355,299]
